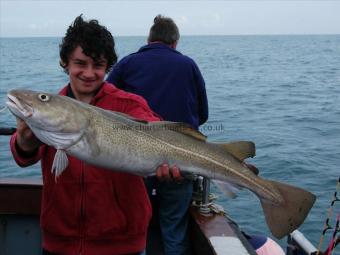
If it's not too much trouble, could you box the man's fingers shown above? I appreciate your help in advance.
[16,117,30,133]
[14,117,42,152]
[156,163,184,182]
[156,164,170,181]
[170,165,183,182]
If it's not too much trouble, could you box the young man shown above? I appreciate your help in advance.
[10,15,179,255]
[107,15,209,255]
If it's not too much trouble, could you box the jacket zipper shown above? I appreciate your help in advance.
[79,163,85,255]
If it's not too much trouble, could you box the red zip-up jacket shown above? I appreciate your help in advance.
[10,82,160,255]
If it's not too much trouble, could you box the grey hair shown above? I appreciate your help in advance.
[148,15,180,45]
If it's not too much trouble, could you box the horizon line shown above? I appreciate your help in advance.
[1,33,340,39]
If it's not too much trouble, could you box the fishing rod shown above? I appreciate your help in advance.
[326,213,339,255]
[0,127,16,135]
[0,106,16,135]
[319,213,340,255]
[316,177,340,255]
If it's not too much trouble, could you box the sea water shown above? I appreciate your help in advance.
[0,35,339,249]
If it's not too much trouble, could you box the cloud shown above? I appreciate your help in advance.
[212,13,221,22]
[26,20,57,35]
[178,15,188,25]
[1,1,340,37]
[28,24,38,30]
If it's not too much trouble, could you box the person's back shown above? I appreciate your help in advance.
[107,16,208,130]
[107,15,208,255]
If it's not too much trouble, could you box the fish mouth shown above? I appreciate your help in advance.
[6,94,33,118]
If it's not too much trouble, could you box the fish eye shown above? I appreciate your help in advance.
[38,94,50,102]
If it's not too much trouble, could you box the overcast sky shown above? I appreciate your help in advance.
[0,1,339,37]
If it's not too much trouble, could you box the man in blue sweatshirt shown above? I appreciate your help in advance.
[107,15,208,255]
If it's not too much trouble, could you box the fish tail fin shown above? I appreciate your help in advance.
[260,180,316,239]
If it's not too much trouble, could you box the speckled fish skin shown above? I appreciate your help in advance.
[6,89,316,239]
[6,90,260,188]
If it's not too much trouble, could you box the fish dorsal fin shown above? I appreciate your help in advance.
[215,141,255,161]
[149,121,207,141]
[113,111,149,124]
[93,107,149,124]
[94,108,205,140]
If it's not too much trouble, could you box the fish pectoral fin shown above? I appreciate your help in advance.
[51,149,69,179]
[215,141,256,161]
[150,121,207,141]
[260,179,316,239]
[212,180,242,199]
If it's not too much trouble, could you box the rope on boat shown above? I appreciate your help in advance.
[316,177,340,255]
[191,191,226,216]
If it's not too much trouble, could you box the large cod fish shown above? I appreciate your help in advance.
[6,89,316,239]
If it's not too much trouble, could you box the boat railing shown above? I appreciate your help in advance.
[286,230,318,255]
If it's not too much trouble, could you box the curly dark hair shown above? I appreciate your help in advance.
[59,15,117,73]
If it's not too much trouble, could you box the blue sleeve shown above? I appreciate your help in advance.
[193,62,208,125]
[106,61,125,89]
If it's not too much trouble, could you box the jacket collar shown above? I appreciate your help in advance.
[138,42,181,55]
[59,82,118,105]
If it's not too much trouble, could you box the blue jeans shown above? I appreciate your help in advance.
[144,177,193,255]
